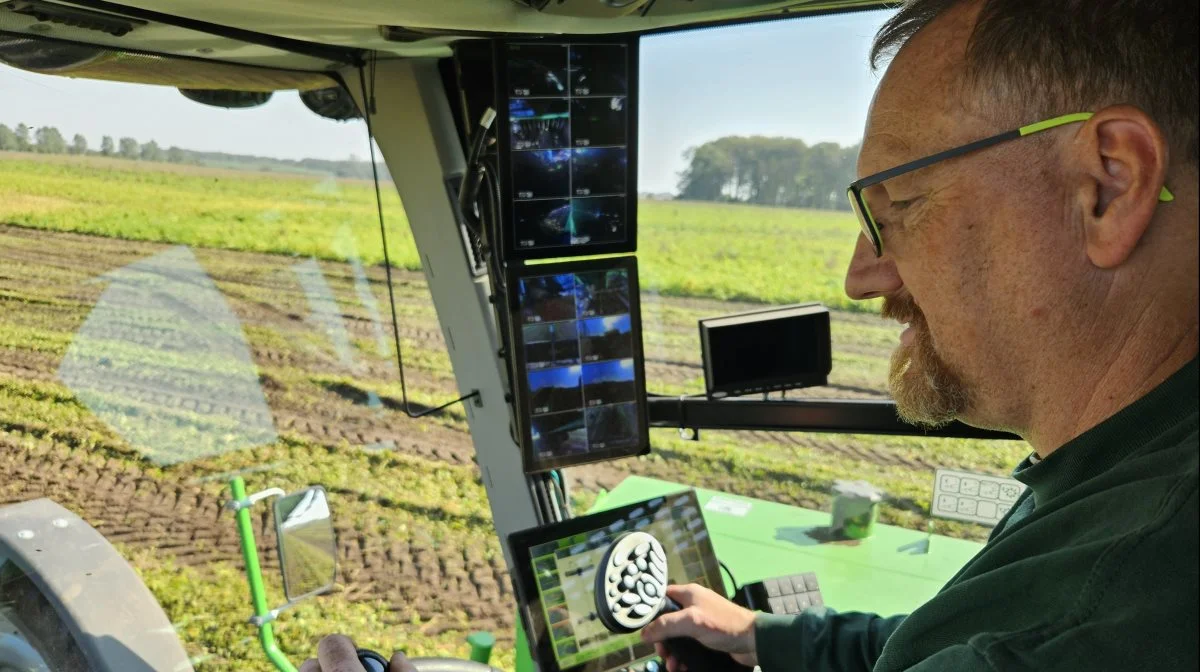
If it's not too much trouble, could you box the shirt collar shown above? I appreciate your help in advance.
[1011,356,1198,504]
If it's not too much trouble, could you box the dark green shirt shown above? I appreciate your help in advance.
[755,357,1198,671]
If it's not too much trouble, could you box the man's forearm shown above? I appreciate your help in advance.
[755,609,907,672]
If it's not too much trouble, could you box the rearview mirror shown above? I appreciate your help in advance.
[272,486,337,602]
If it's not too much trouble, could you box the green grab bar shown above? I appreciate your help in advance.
[230,476,297,672]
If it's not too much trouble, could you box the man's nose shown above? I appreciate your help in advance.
[844,233,902,301]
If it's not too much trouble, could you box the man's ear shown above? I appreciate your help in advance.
[1073,105,1170,269]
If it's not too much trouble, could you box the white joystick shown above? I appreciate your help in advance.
[594,531,670,633]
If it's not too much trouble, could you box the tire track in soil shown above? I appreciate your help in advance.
[0,436,516,641]
[1,224,915,642]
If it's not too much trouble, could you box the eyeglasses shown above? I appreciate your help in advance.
[847,112,1176,257]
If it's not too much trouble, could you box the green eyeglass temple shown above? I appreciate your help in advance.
[848,112,1176,257]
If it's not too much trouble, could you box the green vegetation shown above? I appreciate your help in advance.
[0,153,417,269]
[131,548,516,672]
[0,122,390,180]
[677,135,858,211]
[0,154,1028,670]
[0,154,872,312]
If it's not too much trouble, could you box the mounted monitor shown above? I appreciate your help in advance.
[495,38,639,260]
[508,256,649,472]
[699,303,831,399]
[507,489,723,672]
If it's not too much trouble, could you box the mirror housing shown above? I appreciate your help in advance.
[272,486,337,602]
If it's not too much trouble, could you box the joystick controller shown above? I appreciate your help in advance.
[594,532,753,672]
[357,649,391,672]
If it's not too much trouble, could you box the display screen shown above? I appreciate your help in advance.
[508,491,723,672]
[499,40,637,259]
[511,257,648,472]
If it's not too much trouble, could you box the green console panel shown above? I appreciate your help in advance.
[513,476,985,672]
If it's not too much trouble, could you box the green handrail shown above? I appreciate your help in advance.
[230,476,297,672]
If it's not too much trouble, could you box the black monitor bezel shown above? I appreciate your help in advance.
[507,489,724,672]
[507,256,650,473]
[494,36,640,261]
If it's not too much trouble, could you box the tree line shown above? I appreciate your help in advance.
[676,136,860,211]
[0,122,389,180]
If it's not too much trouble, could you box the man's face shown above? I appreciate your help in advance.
[845,2,1074,429]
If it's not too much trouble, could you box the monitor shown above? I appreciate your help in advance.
[508,256,650,472]
[495,38,639,260]
[699,303,831,398]
[507,490,724,672]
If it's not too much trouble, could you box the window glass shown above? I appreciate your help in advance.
[0,67,504,670]
[621,10,1029,539]
[0,10,1030,670]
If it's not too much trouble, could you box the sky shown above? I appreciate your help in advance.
[0,8,891,194]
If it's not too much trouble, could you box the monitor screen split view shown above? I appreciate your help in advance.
[498,40,638,260]
[509,257,649,473]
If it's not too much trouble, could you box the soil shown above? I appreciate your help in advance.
[0,223,900,646]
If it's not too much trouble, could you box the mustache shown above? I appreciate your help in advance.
[881,294,922,325]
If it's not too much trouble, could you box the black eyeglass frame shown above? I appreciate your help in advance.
[846,112,1174,257]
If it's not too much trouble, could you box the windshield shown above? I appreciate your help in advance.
[1,9,1028,672]
[0,73,500,671]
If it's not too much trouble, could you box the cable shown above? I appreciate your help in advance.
[549,470,573,518]
[357,63,479,418]
[458,107,497,240]
[557,470,573,517]
[719,560,738,594]
[543,473,563,521]
[481,155,506,292]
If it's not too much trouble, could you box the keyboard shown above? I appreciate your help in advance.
[736,572,824,615]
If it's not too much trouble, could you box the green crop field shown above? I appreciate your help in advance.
[0,153,1026,670]
[0,152,875,312]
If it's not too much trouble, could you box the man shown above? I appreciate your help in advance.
[304,0,1198,669]
[636,1,1198,670]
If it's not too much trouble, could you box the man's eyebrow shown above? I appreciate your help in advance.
[864,130,915,156]
[859,131,916,176]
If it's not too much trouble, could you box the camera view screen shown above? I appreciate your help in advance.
[514,491,723,672]
[513,259,647,471]
[501,41,636,258]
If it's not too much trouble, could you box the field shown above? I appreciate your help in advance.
[0,154,1029,670]
[0,152,873,312]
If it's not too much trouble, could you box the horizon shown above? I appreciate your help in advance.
[0,118,862,171]
[0,8,891,192]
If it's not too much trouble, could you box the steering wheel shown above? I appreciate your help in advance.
[357,649,504,672]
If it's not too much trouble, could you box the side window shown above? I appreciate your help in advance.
[1,68,502,668]
[624,11,1028,540]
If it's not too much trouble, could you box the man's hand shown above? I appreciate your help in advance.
[298,634,416,672]
[639,584,758,672]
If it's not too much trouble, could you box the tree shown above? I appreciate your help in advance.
[118,137,139,159]
[101,136,115,156]
[166,146,186,163]
[140,140,164,162]
[35,126,68,154]
[677,143,735,201]
[0,124,16,151]
[676,135,860,211]
[71,134,88,155]
[15,123,32,152]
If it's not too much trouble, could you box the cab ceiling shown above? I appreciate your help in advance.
[1,0,885,72]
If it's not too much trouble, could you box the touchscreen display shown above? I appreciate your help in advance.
[500,41,637,259]
[511,491,722,672]
[513,258,648,472]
